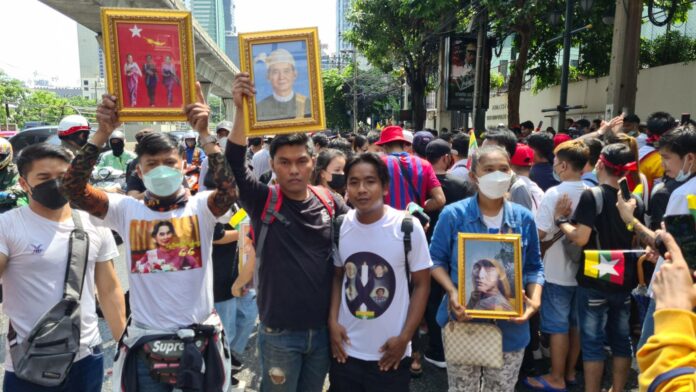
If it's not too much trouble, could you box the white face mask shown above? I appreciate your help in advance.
[477,170,512,199]
[218,137,227,151]
[674,159,694,182]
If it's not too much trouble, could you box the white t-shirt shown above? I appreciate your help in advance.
[482,209,504,233]
[0,207,118,371]
[518,175,544,214]
[535,181,588,286]
[334,207,432,361]
[664,175,696,217]
[101,192,218,329]
[449,159,469,180]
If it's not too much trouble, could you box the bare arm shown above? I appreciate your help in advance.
[617,194,657,248]
[94,261,126,341]
[431,265,466,320]
[328,266,349,363]
[213,230,239,245]
[0,252,8,279]
[424,186,446,212]
[558,222,592,247]
[231,240,255,297]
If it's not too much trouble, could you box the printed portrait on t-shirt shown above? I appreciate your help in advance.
[129,216,203,273]
[343,252,396,320]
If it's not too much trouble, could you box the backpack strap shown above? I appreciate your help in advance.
[308,185,336,218]
[333,214,345,250]
[589,186,604,250]
[255,186,288,282]
[647,367,696,392]
[65,210,90,301]
[401,216,414,281]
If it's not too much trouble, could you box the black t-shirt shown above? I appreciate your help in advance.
[573,184,643,293]
[426,173,476,242]
[212,222,238,302]
[648,178,684,230]
[530,162,560,192]
[226,142,350,330]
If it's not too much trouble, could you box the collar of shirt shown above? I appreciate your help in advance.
[273,91,295,103]
[461,195,521,233]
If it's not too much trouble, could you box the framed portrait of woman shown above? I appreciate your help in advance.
[101,8,196,122]
[457,233,523,319]
[238,27,326,136]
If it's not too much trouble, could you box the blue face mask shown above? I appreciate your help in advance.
[142,165,184,197]
[674,160,693,182]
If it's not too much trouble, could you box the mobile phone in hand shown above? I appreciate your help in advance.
[619,178,631,201]
[681,113,691,126]
[663,214,696,270]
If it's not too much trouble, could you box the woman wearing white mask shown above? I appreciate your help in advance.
[429,145,545,392]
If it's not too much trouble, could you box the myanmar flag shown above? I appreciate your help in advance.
[466,129,478,169]
[688,194,696,221]
[584,250,627,285]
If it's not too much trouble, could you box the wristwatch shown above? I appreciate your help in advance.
[198,134,218,148]
[555,216,570,227]
[626,218,638,232]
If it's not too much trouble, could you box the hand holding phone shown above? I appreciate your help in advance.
[619,178,631,201]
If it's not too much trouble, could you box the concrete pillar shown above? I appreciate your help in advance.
[199,81,212,100]
[436,36,453,131]
[222,98,236,121]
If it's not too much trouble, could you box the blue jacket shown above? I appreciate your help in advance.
[429,195,545,352]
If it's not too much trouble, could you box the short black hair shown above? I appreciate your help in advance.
[311,133,329,149]
[658,127,696,157]
[520,121,534,130]
[367,131,381,145]
[352,134,367,151]
[135,132,182,157]
[451,133,470,158]
[270,133,312,159]
[135,128,155,144]
[439,132,453,143]
[329,137,353,158]
[624,114,640,124]
[647,111,676,136]
[484,129,517,157]
[527,131,555,161]
[592,119,602,128]
[554,140,589,172]
[248,137,263,147]
[583,137,604,167]
[576,119,591,130]
[17,143,73,177]
[345,152,390,188]
[600,143,635,177]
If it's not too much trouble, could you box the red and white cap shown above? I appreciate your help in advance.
[57,114,90,137]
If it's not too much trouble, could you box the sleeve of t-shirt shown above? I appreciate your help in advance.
[429,205,455,271]
[225,142,269,219]
[213,223,226,242]
[0,213,11,257]
[510,180,533,211]
[535,189,556,238]
[95,225,119,263]
[102,193,133,235]
[422,161,442,193]
[408,216,433,272]
[572,189,597,229]
[665,189,690,217]
[198,158,209,192]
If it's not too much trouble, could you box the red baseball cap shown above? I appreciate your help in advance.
[554,133,572,148]
[511,143,534,167]
[375,125,410,146]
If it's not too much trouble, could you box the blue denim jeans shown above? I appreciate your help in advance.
[215,290,259,357]
[3,347,104,392]
[576,286,633,361]
[257,323,330,392]
[135,355,172,392]
[540,282,577,334]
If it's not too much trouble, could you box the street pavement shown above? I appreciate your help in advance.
[0,247,639,391]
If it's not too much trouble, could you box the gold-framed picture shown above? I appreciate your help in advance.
[238,27,326,136]
[457,233,523,319]
[101,8,196,122]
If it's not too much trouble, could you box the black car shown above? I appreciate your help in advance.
[10,126,108,159]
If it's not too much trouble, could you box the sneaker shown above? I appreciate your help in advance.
[231,354,243,371]
[424,354,447,369]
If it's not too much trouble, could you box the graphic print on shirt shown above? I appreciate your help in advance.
[344,252,396,320]
[129,216,202,273]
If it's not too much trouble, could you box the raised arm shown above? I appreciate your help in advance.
[62,94,120,219]
[185,83,237,217]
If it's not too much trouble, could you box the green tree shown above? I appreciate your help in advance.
[322,67,352,131]
[346,0,460,130]
[640,30,696,68]
[0,70,29,128]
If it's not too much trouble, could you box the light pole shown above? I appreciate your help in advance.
[341,49,358,132]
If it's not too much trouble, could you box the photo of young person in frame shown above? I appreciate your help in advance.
[252,42,312,122]
[463,239,518,313]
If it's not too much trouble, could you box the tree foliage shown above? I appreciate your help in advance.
[346,0,462,130]
[640,30,696,68]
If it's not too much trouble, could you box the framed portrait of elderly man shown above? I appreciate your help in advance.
[457,233,523,319]
[101,8,197,122]
[238,27,326,136]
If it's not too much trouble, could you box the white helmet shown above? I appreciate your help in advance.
[110,130,126,141]
[183,131,197,140]
[57,114,90,137]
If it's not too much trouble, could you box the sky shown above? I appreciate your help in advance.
[0,0,336,88]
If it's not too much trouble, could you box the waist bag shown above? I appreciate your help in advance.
[7,210,89,387]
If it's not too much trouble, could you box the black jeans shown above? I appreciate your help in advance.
[329,356,411,392]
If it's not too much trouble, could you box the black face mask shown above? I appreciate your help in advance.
[111,142,125,156]
[328,173,346,191]
[29,178,69,210]
[69,131,89,147]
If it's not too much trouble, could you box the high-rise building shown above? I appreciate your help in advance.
[222,0,236,37]
[336,0,353,52]
[77,24,106,102]
[192,0,226,52]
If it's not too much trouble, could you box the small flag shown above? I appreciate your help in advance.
[229,208,248,229]
[688,195,696,221]
[466,129,478,170]
[584,250,637,285]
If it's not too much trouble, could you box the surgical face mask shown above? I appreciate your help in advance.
[328,172,346,190]
[28,178,69,210]
[552,162,562,182]
[675,159,694,182]
[477,170,512,200]
[142,165,184,197]
[218,137,227,151]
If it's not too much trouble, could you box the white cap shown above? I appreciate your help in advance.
[110,130,126,141]
[402,130,414,144]
[255,48,296,69]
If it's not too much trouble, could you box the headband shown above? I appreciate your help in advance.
[599,154,637,175]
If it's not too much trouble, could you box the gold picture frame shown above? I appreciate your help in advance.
[457,233,523,319]
[238,27,326,136]
[101,8,196,122]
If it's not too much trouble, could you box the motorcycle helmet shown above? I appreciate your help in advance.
[110,130,126,142]
[0,137,12,170]
[57,114,90,138]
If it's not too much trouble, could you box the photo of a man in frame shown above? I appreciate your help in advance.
[253,47,312,122]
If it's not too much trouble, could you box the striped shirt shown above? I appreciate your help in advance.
[382,152,441,210]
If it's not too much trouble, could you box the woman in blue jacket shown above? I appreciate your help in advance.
[430,145,545,392]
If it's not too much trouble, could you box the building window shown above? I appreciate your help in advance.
[84,80,89,86]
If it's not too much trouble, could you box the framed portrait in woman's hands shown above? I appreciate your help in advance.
[101,8,196,122]
[457,233,523,319]
[238,27,326,136]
